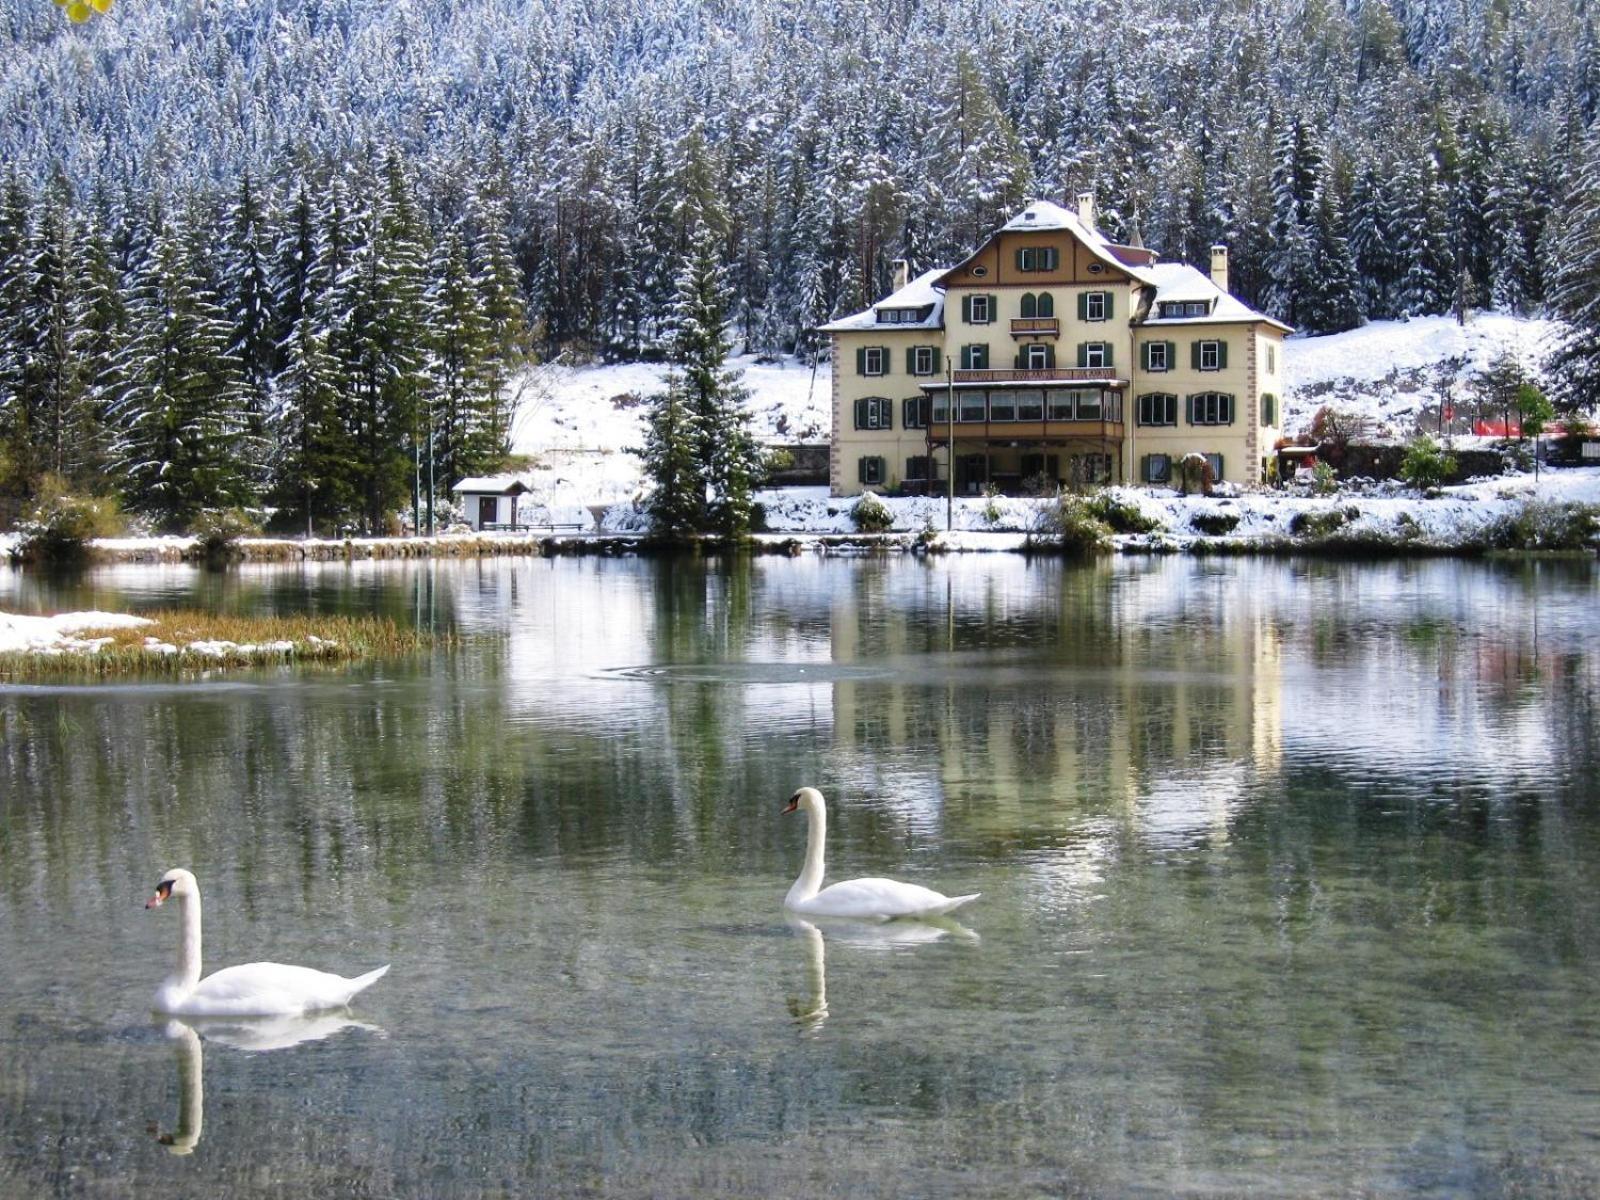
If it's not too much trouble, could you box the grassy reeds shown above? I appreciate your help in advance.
[0,610,440,681]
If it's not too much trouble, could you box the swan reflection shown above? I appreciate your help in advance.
[150,1013,382,1155]
[784,913,977,1032]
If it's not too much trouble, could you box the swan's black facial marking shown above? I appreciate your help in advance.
[146,879,174,908]
[783,791,801,814]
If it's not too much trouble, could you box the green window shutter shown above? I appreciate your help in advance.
[1103,291,1113,319]
[1187,394,1197,424]
[1191,341,1202,370]
[1165,341,1177,368]
[1015,349,1027,369]
[961,295,972,323]
[1015,248,1027,272]
[1217,340,1229,369]
[1047,247,1059,270]
[1076,342,1088,368]
[857,457,867,484]
[905,347,915,375]
[1077,292,1089,320]
[987,294,998,320]
[1038,292,1054,318]
[1141,341,1151,370]
[856,346,867,375]
[854,398,866,428]
[1043,344,1055,368]
[1103,343,1114,368]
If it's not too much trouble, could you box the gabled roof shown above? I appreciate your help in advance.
[452,475,530,494]
[937,199,1162,289]
[1139,263,1293,333]
[816,268,948,332]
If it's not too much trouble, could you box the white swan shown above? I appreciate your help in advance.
[782,787,979,919]
[145,868,389,1017]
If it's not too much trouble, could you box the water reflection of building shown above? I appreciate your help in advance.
[825,557,1285,850]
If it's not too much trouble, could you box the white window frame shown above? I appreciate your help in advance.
[1199,341,1221,371]
[1084,342,1109,370]
[1085,292,1107,322]
[969,294,991,324]
[859,456,886,486]
[855,396,892,431]
[863,346,886,376]
[962,344,989,371]
[912,345,936,376]
[1146,341,1169,372]
[1025,343,1050,369]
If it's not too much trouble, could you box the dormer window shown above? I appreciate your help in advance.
[876,307,922,324]
[1016,246,1060,272]
[1158,300,1211,319]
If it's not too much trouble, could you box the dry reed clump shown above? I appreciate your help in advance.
[0,610,439,681]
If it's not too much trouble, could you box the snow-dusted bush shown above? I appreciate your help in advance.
[851,492,894,533]
[1190,510,1240,536]
[1086,492,1162,533]
[1029,496,1113,554]
[1290,507,1359,538]
[11,479,124,565]
[192,508,262,563]
[1487,501,1600,552]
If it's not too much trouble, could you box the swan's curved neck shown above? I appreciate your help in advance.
[172,892,202,992]
[787,801,827,907]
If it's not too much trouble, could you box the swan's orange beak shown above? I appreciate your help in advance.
[782,798,799,814]
[146,881,173,909]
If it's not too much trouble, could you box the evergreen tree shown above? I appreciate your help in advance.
[221,170,278,443]
[423,224,496,491]
[1545,128,1600,409]
[638,371,705,539]
[671,231,762,538]
[108,217,257,529]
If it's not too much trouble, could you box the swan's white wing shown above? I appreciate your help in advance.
[167,962,387,1017]
[792,877,979,919]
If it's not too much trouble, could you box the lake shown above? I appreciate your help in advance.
[1,553,1597,1198]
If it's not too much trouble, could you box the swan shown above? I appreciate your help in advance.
[145,868,389,1017]
[781,787,979,919]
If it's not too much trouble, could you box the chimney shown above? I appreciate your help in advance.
[1076,192,1095,229]
[891,258,909,293]
[1210,245,1229,293]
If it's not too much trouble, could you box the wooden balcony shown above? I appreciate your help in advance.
[1010,317,1059,337]
[927,419,1125,444]
[951,367,1122,385]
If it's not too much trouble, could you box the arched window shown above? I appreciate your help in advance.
[1020,292,1037,319]
[1036,292,1055,318]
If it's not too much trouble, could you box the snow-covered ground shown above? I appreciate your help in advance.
[0,611,152,654]
[502,314,1569,509]
[1282,313,1563,439]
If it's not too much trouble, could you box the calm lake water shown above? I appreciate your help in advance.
[1,553,1597,1198]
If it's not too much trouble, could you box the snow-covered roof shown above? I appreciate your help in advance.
[452,475,530,494]
[990,200,1161,286]
[816,268,948,333]
[1140,263,1292,332]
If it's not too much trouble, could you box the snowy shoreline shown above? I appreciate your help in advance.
[4,470,1597,564]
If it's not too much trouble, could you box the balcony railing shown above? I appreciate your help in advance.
[1010,317,1059,336]
[952,367,1121,385]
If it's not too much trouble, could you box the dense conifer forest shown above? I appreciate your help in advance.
[1,0,1598,529]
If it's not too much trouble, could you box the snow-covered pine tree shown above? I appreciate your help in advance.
[466,191,524,463]
[1395,155,1458,317]
[1544,126,1600,410]
[0,176,34,494]
[269,300,352,536]
[108,215,258,530]
[423,224,496,494]
[221,170,278,453]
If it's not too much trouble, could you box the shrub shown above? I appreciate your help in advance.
[11,478,124,565]
[850,492,894,533]
[1029,495,1113,555]
[1190,510,1240,536]
[1086,492,1162,533]
[981,484,1004,525]
[1400,435,1457,491]
[1289,507,1357,538]
[1311,461,1338,495]
[192,507,262,563]
[1486,501,1600,552]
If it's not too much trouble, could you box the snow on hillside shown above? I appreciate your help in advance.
[1282,313,1561,439]
[508,353,831,507]
[504,313,1567,507]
